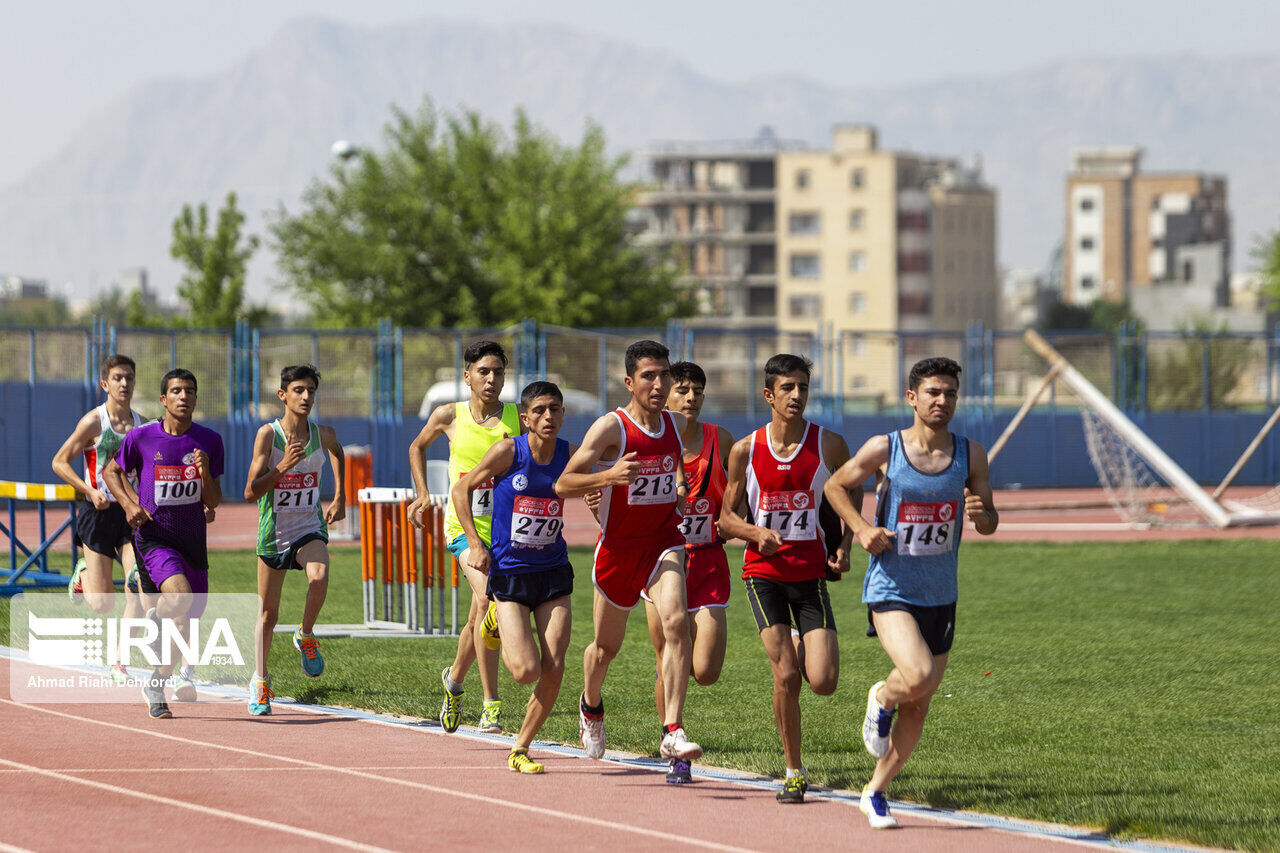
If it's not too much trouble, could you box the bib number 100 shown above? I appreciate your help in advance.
[157,480,200,501]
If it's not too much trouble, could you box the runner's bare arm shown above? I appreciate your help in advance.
[821,430,857,573]
[554,416,637,498]
[51,411,104,506]
[718,436,782,554]
[321,424,346,525]
[964,441,999,535]
[451,438,517,575]
[407,403,456,526]
[103,459,150,527]
[244,425,294,501]
[193,449,221,509]
[824,435,893,554]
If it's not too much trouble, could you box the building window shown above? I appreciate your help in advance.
[789,253,821,279]
[848,335,866,356]
[1080,275,1096,290]
[1080,236,1094,250]
[851,376,867,389]
[1080,198,1095,212]
[849,292,866,314]
[795,170,811,189]
[788,212,821,235]
[897,252,931,274]
[788,295,822,318]
[897,210,929,231]
[849,209,865,230]
[849,252,867,273]
[851,169,865,189]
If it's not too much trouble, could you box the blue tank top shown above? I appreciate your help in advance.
[863,431,969,606]
[490,436,572,575]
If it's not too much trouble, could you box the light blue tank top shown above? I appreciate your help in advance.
[863,431,969,606]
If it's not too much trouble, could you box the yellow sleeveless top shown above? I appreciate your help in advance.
[444,402,521,543]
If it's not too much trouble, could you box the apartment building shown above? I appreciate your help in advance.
[1064,147,1230,306]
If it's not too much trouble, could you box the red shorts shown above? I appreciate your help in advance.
[593,529,686,610]
[644,545,730,610]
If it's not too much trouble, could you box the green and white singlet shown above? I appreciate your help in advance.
[256,420,327,556]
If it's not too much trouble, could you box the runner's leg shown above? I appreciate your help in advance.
[647,550,692,727]
[296,539,329,634]
[255,558,287,679]
[513,596,571,752]
[759,623,804,771]
[690,606,726,687]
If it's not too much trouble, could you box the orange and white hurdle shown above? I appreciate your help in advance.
[357,488,459,636]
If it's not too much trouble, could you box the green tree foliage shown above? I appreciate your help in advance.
[271,103,691,328]
[1251,229,1280,303]
[1041,297,1141,332]
[1147,319,1251,410]
[86,286,168,328]
[0,297,73,326]
[171,192,261,328]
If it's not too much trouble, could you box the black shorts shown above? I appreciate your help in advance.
[75,502,133,561]
[867,601,957,656]
[743,576,836,636]
[487,564,574,610]
[258,531,329,572]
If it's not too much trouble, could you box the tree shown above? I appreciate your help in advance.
[1040,297,1141,332]
[271,102,692,328]
[171,191,261,328]
[1147,318,1251,410]
[85,286,168,328]
[1252,229,1280,303]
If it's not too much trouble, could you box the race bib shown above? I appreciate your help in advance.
[461,471,495,517]
[895,501,958,556]
[679,496,715,545]
[154,464,202,506]
[274,471,320,513]
[510,496,563,547]
[757,490,816,541]
[628,454,678,506]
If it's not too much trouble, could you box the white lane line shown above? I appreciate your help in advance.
[0,699,758,853]
[0,841,37,853]
[0,756,396,853]
[0,765,502,774]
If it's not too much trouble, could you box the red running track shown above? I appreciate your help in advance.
[0,655,1137,853]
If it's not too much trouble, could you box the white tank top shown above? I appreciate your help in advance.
[83,404,145,501]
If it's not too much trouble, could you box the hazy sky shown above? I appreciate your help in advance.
[3,0,1278,188]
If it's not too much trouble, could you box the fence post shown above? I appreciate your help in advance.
[1201,331,1212,413]
[27,329,36,481]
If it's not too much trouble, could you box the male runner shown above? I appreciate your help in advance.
[51,354,148,685]
[104,368,224,719]
[643,361,733,784]
[243,364,346,716]
[453,381,575,774]
[407,341,520,734]
[719,353,855,804]
[555,339,702,765]
[824,356,998,829]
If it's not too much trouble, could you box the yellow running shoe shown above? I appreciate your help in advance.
[508,749,544,774]
[481,600,501,650]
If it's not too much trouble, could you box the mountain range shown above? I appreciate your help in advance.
[2,16,1277,306]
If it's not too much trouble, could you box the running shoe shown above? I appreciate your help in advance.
[125,565,140,594]
[579,702,606,759]
[480,600,501,650]
[293,628,325,677]
[659,727,703,761]
[141,671,171,719]
[477,699,502,733]
[507,749,544,774]
[109,663,130,685]
[249,675,273,716]
[776,774,807,804]
[666,758,693,785]
[859,787,898,829]
[439,667,462,733]
[863,680,896,759]
[68,557,86,604]
[172,668,197,702]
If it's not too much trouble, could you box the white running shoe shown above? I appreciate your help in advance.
[862,680,895,759]
[579,705,606,760]
[860,787,899,829]
[659,727,703,761]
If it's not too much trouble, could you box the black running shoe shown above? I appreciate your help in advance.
[776,775,807,804]
[666,758,693,784]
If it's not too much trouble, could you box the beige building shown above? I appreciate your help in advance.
[1064,147,1230,306]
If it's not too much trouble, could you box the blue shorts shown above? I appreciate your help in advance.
[487,564,574,610]
[446,534,470,560]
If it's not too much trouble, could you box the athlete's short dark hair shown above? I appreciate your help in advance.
[280,364,321,389]
[520,380,563,409]
[100,354,136,380]
[763,353,812,390]
[624,340,669,377]
[160,368,197,396]
[464,340,507,367]
[669,361,706,388]
[907,357,962,391]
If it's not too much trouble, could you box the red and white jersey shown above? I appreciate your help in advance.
[83,405,145,501]
[679,422,727,550]
[598,409,683,543]
[742,422,833,582]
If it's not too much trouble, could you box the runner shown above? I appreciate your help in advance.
[51,354,150,685]
[823,356,998,829]
[555,339,702,766]
[643,361,733,784]
[243,364,346,716]
[452,381,575,774]
[407,340,520,734]
[719,353,855,804]
[103,368,224,719]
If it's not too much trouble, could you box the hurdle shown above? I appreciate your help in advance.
[357,487,459,636]
[0,480,81,597]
